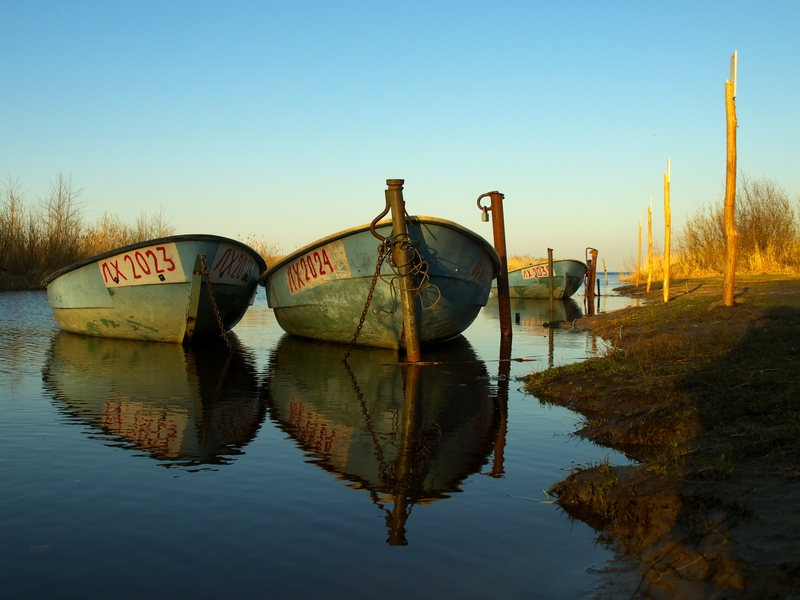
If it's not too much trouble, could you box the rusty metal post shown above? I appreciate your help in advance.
[385,179,421,362]
[585,248,598,316]
[477,191,511,340]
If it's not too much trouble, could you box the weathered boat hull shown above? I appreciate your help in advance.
[495,259,588,299]
[44,235,266,343]
[260,217,500,349]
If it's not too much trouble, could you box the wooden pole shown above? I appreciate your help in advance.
[385,179,421,362]
[663,160,671,303]
[547,247,555,322]
[646,198,653,295]
[636,215,642,289]
[723,78,738,306]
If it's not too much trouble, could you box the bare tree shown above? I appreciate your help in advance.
[39,172,85,275]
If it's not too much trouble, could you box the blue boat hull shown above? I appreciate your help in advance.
[260,217,500,349]
[495,259,588,299]
[44,235,266,343]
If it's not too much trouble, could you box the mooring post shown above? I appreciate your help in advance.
[478,191,512,340]
[547,248,555,323]
[585,247,598,316]
[385,179,421,362]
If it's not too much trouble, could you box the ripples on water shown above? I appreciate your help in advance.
[0,279,637,599]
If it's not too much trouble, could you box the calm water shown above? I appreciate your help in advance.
[1,276,637,599]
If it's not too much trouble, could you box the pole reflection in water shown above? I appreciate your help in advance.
[264,335,502,546]
[42,330,264,468]
[490,333,511,477]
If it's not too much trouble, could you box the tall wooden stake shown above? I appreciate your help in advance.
[723,53,738,307]
[646,197,653,295]
[663,160,671,303]
[636,216,642,289]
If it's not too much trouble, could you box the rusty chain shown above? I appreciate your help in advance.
[343,241,391,363]
[375,234,440,316]
[342,231,442,363]
[200,255,233,353]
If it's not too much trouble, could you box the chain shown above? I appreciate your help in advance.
[342,230,443,362]
[343,242,391,363]
[376,234,441,315]
[200,255,233,353]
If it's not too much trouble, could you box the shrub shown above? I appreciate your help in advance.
[676,174,799,275]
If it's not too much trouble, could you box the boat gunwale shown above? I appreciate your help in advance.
[42,234,267,286]
[259,215,501,285]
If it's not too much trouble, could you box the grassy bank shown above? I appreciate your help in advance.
[524,275,800,597]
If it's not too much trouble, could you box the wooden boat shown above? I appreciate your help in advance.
[264,334,501,545]
[43,331,264,467]
[496,258,588,299]
[43,234,266,343]
[259,216,500,349]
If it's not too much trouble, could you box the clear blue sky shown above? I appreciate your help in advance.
[3,1,799,269]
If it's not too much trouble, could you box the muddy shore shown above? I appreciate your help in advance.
[524,276,800,599]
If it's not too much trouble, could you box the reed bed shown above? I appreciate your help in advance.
[0,175,283,290]
[624,175,800,282]
[506,254,544,271]
[238,235,284,269]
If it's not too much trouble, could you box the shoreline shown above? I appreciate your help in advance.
[525,275,800,598]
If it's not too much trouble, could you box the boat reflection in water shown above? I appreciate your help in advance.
[264,335,503,545]
[43,330,265,468]
[484,295,586,368]
[485,295,583,327]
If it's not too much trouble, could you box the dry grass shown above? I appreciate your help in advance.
[239,235,283,268]
[0,174,281,289]
[622,175,800,281]
[507,254,544,271]
[524,276,800,597]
